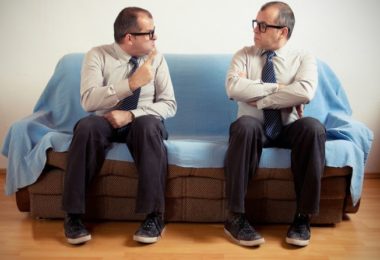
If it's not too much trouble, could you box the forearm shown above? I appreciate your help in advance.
[226,49,278,102]
[257,54,318,109]
[132,99,177,119]
[80,81,132,112]
[226,75,278,102]
[80,49,133,112]
[256,82,314,109]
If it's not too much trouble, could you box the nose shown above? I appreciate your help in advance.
[253,25,260,34]
[153,33,158,41]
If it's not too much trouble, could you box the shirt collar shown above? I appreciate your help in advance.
[113,42,133,63]
[260,44,289,61]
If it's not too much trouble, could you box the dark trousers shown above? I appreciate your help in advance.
[62,115,168,215]
[225,115,326,215]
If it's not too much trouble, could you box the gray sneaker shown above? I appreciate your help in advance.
[64,214,91,245]
[133,212,165,244]
[224,213,265,246]
[286,213,311,246]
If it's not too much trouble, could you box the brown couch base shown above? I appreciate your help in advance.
[16,151,358,224]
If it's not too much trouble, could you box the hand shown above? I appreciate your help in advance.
[104,110,134,128]
[128,49,157,91]
[296,104,304,118]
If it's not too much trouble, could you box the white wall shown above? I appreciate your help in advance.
[1,0,379,173]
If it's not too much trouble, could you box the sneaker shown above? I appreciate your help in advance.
[64,214,91,245]
[133,212,165,244]
[224,213,265,246]
[286,213,311,246]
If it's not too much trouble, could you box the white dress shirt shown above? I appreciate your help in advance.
[80,43,177,119]
[226,44,318,125]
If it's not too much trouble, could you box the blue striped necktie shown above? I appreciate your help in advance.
[262,51,282,140]
[116,56,140,111]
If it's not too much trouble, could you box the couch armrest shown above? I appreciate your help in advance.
[15,187,30,212]
[326,113,373,164]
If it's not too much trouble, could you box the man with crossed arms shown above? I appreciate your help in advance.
[224,1,326,247]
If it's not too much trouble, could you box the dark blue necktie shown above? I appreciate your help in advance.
[262,51,282,140]
[116,56,140,111]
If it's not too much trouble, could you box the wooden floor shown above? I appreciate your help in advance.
[1,174,380,260]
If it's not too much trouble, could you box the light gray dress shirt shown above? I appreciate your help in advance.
[226,44,318,125]
[80,43,177,119]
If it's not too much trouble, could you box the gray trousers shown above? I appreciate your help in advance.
[62,115,168,215]
[225,115,326,215]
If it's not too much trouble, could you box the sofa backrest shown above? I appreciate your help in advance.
[33,53,352,137]
[164,54,236,137]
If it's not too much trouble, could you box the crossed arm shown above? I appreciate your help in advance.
[237,71,304,117]
[225,49,318,117]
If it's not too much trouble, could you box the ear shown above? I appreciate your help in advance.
[281,27,289,39]
[123,34,134,45]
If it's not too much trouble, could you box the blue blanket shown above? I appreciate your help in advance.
[2,54,373,207]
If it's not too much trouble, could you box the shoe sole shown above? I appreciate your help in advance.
[224,228,265,247]
[133,227,166,244]
[67,234,92,245]
[286,237,309,247]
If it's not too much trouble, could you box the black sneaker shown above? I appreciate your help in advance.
[64,214,91,245]
[286,213,311,246]
[133,212,165,244]
[224,213,265,246]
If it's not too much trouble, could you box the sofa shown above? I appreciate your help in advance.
[2,53,373,224]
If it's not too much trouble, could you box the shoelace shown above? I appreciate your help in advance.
[67,217,85,232]
[293,215,310,231]
[236,215,253,232]
[142,214,161,231]
[142,218,154,230]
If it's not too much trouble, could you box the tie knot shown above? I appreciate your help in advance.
[264,51,276,61]
[129,56,139,67]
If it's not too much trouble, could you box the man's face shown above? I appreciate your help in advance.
[129,14,156,56]
[253,6,284,50]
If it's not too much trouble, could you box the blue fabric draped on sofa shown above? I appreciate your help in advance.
[2,53,373,207]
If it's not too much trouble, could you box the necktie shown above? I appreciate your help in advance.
[116,56,140,111]
[262,51,282,140]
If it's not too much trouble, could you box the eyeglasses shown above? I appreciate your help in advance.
[127,27,155,40]
[252,20,287,33]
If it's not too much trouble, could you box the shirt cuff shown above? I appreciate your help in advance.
[130,108,147,118]
[256,83,279,109]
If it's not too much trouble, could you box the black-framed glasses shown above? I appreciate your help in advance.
[252,20,287,33]
[127,27,155,40]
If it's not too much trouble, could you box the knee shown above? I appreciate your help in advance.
[133,115,165,136]
[299,117,326,138]
[74,116,106,135]
[230,116,262,137]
